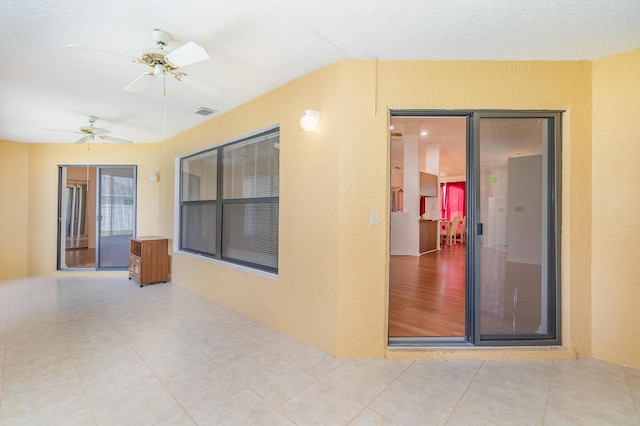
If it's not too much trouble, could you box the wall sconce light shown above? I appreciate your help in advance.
[148,172,159,182]
[300,109,321,132]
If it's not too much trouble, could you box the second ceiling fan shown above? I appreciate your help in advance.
[47,116,133,144]
[75,116,133,145]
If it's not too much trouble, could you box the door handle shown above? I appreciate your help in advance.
[477,223,483,235]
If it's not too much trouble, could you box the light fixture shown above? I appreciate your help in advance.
[421,131,428,136]
[153,62,165,78]
[148,172,159,182]
[300,109,321,132]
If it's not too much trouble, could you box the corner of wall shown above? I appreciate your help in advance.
[590,48,640,369]
[0,140,29,279]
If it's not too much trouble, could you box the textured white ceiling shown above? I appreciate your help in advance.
[1,0,639,144]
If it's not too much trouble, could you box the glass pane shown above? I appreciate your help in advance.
[479,118,550,338]
[223,134,280,199]
[181,203,217,255]
[182,150,217,201]
[222,203,278,270]
[98,167,135,268]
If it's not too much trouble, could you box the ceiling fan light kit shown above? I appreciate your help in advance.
[153,63,166,77]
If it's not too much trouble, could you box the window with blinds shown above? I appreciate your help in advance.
[179,127,279,273]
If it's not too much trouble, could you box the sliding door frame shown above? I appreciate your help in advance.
[388,109,562,348]
[57,164,137,271]
[96,165,137,270]
[470,111,562,346]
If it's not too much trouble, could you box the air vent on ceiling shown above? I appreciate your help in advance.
[195,107,217,116]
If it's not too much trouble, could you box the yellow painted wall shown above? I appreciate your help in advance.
[0,141,29,279]
[162,64,342,355]
[25,143,163,276]
[592,49,640,369]
[165,59,594,358]
[4,57,618,362]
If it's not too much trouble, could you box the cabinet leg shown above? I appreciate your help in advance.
[139,284,143,288]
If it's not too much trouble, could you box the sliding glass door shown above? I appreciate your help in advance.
[388,110,561,347]
[470,112,561,344]
[96,166,137,269]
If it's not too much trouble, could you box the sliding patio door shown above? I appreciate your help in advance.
[470,112,560,344]
[387,110,561,347]
[96,166,137,269]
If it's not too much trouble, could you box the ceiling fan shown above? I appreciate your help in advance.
[67,29,224,99]
[49,116,133,145]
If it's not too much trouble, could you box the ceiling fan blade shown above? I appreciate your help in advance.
[177,73,224,99]
[75,136,90,144]
[99,135,133,145]
[45,128,82,135]
[91,127,110,135]
[125,72,156,92]
[165,41,209,68]
[66,44,137,62]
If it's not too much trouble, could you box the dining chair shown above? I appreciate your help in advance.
[453,216,466,244]
[445,215,461,246]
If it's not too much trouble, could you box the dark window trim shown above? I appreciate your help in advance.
[178,125,280,274]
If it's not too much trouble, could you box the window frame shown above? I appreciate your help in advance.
[177,125,280,274]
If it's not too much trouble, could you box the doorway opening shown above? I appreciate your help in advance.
[61,166,96,268]
[389,116,467,338]
[57,165,137,270]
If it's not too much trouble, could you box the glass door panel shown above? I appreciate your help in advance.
[97,166,136,269]
[475,115,559,343]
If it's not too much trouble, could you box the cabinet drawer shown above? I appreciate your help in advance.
[129,254,141,276]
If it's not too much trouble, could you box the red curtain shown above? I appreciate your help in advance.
[440,182,466,220]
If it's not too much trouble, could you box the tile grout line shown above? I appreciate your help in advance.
[44,276,99,425]
[538,359,556,426]
[442,360,487,425]
[0,279,12,422]
[623,366,640,423]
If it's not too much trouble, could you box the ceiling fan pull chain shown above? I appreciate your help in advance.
[163,77,167,152]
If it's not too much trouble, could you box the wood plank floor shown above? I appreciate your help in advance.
[389,243,466,337]
[65,248,95,268]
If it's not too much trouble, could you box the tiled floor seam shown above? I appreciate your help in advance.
[443,360,487,425]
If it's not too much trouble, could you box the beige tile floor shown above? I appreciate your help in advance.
[0,275,638,425]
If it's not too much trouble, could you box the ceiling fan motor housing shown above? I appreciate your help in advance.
[140,29,179,73]
[150,29,172,46]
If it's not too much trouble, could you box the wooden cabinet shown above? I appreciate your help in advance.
[419,220,438,253]
[128,237,168,286]
[420,172,438,196]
